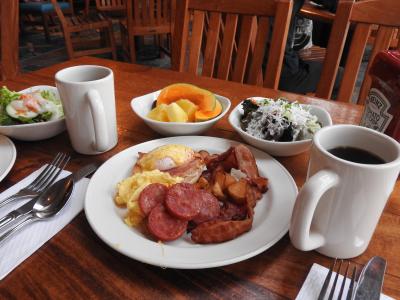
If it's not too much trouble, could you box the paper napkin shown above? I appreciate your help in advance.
[296,263,393,300]
[0,166,89,280]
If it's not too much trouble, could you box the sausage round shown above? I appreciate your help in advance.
[165,183,201,220]
[192,190,221,225]
[139,183,168,216]
[147,204,188,241]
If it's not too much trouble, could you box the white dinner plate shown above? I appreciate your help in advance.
[0,135,16,182]
[84,136,298,269]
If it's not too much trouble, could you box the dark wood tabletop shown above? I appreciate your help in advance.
[0,56,399,299]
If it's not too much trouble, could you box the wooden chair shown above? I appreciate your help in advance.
[50,0,117,59]
[1,0,19,80]
[120,0,175,63]
[20,1,74,42]
[171,0,293,89]
[315,0,400,104]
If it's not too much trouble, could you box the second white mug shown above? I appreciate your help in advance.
[55,65,118,155]
[289,124,400,258]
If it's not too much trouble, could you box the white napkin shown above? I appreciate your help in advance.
[0,166,89,280]
[296,263,393,300]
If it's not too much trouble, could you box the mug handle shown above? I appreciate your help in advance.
[289,170,339,251]
[86,89,109,152]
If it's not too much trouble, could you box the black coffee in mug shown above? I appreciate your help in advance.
[328,146,386,164]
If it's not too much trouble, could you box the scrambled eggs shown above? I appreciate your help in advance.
[115,169,183,227]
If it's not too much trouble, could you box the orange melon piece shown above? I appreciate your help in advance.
[157,83,216,112]
[195,100,222,122]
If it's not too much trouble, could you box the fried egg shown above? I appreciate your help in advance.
[134,144,195,173]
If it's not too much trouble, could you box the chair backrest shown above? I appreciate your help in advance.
[315,0,400,104]
[0,0,19,80]
[125,0,174,32]
[171,0,292,89]
[96,0,125,12]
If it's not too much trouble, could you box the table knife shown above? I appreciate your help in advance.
[353,256,387,300]
[0,163,99,230]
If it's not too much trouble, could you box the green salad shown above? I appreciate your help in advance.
[0,86,64,126]
[240,97,322,141]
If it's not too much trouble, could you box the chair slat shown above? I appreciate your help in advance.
[188,10,205,74]
[315,0,353,100]
[149,0,155,26]
[217,13,238,80]
[358,26,394,104]
[247,17,270,85]
[134,0,140,25]
[264,0,292,89]
[232,16,254,83]
[156,0,162,25]
[202,12,221,77]
[336,23,371,102]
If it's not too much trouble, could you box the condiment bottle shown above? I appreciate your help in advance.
[360,50,400,142]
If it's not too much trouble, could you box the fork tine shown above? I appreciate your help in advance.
[346,265,357,300]
[328,259,343,300]
[337,261,350,300]
[318,258,337,300]
[25,152,63,189]
[32,153,66,191]
[34,154,70,192]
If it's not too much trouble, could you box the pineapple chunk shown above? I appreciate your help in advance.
[166,102,188,122]
[147,104,168,121]
[176,99,198,122]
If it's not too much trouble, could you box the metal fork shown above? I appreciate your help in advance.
[318,259,358,300]
[0,153,70,208]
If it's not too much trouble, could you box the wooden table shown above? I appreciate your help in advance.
[0,56,399,299]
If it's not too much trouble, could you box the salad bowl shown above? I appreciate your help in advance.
[229,98,333,157]
[0,85,66,141]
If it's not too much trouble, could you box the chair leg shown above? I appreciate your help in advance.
[107,26,117,60]
[128,34,136,63]
[42,12,51,42]
[64,31,75,59]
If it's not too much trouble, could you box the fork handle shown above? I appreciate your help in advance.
[0,216,36,245]
[0,194,32,209]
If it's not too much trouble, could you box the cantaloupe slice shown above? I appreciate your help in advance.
[157,83,216,112]
[195,100,222,122]
[176,99,197,122]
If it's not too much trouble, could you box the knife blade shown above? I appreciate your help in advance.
[353,256,387,300]
[0,162,99,230]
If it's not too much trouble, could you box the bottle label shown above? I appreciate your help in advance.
[360,88,393,132]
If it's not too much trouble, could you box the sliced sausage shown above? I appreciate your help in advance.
[165,183,201,220]
[192,190,221,225]
[139,183,168,216]
[147,204,188,241]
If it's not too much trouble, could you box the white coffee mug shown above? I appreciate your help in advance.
[290,124,400,258]
[55,65,118,155]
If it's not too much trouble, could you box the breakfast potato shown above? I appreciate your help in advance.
[227,179,248,204]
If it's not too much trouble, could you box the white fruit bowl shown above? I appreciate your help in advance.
[131,89,231,136]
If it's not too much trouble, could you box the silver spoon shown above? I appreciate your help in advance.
[0,163,98,244]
